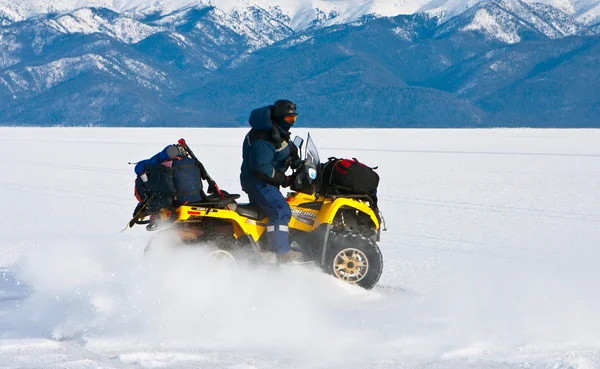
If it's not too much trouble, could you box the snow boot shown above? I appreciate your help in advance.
[277,250,303,264]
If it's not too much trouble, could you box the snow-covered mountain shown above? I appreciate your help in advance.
[0,0,423,30]
[0,0,598,127]
[578,1,600,24]
[435,0,590,43]
[51,7,163,44]
[1,0,599,29]
[0,4,292,71]
[418,0,600,23]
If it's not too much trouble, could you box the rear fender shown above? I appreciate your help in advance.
[175,205,267,241]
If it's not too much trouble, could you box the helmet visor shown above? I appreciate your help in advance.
[283,115,297,124]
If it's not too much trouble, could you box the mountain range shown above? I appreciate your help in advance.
[0,0,598,127]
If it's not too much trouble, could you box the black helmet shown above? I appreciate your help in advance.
[272,100,297,118]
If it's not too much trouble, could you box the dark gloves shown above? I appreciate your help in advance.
[290,158,304,170]
[284,156,303,170]
[254,169,295,188]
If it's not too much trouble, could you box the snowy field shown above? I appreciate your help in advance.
[1,127,600,369]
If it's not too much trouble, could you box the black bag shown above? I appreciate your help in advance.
[132,142,213,218]
[319,158,379,203]
[171,156,205,205]
[135,163,176,213]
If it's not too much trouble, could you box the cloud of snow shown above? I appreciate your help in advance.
[2,128,600,366]
[6,227,600,365]
[6,230,382,366]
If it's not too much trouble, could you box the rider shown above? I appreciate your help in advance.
[240,100,302,263]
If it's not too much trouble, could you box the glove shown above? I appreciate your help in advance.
[290,157,304,170]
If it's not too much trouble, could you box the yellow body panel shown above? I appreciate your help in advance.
[287,193,320,232]
[175,205,267,241]
[173,192,379,242]
[319,198,378,229]
[287,192,380,230]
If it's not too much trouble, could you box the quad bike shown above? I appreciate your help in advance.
[133,134,385,290]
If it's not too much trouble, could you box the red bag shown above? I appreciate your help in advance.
[319,157,379,202]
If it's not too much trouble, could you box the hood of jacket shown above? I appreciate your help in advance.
[248,105,292,149]
[248,106,273,131]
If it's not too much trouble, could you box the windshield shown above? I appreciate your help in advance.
[305,133,320,168]
[304,133,320,183]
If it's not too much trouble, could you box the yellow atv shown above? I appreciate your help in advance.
[135,134,384,290]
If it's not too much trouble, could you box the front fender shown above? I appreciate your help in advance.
[314,197,380,230]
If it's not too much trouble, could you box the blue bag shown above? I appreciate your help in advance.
[132,144,208,216]
[172,156,205,204]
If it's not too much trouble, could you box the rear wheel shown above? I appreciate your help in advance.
[206,250,237,270]
[324,232,383,290]
[144,229,185,255]
[144,228,245,269]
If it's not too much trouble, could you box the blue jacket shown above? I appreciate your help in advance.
[134,144,181,175]
[240,106,293,192]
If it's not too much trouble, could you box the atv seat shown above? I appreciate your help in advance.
[233,203,267,220]
[179,193,240,208]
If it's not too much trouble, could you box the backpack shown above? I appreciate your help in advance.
[319,157,380,203]
[171,156,205,205]
[134,163,176,213]
[133,144,208,215]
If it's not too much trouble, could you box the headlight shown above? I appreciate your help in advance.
[308,168,317,181]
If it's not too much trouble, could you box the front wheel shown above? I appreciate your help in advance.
[324,232,383,290]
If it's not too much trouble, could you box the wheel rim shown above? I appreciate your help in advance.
[207,250,237,269]
[332,248,369,283]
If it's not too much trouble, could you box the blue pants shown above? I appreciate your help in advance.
[247,183,292,254]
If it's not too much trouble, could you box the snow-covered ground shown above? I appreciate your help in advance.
[1,127,599,369]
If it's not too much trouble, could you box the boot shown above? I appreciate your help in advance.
[261,251,277,264]
[277,250,303,264]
